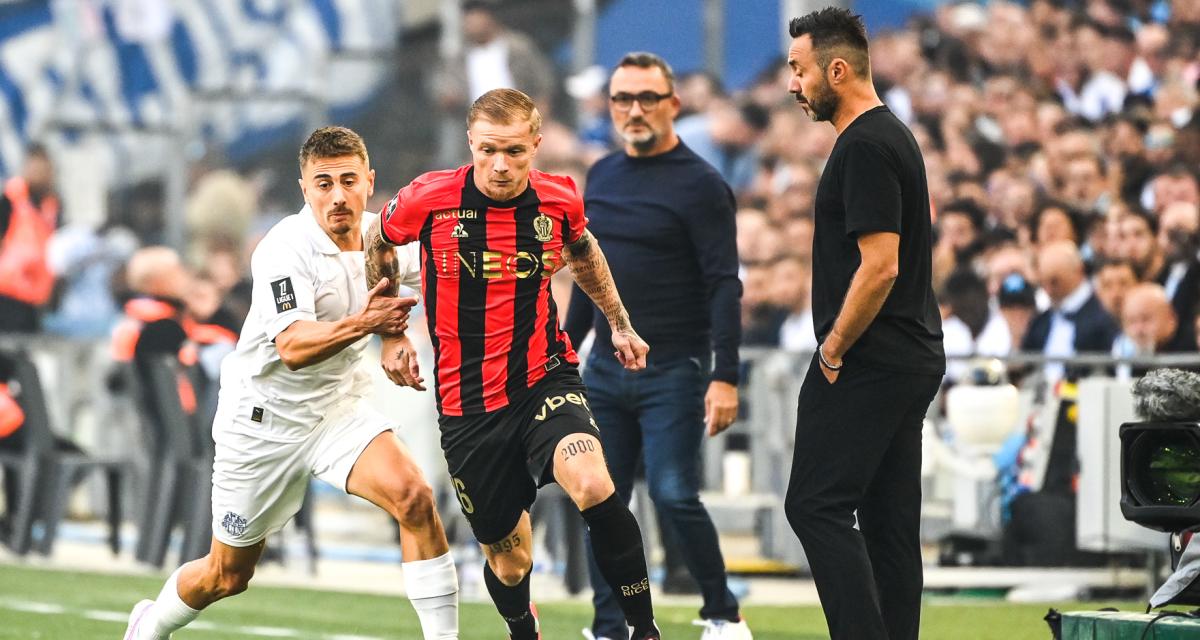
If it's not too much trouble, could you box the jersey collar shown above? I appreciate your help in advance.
[299,204,342,255]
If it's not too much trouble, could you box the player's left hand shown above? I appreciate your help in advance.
[380,334,426,391]
[705,380,739,436]
[612,327,649,371]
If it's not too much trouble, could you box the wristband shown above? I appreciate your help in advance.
[818,345,843,371]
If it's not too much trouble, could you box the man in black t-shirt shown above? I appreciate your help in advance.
[783,9,944,640]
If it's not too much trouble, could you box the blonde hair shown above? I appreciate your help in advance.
[466,88,542,135]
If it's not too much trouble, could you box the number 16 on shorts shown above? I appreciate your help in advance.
[452,476,474,514]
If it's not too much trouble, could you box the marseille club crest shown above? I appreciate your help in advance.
[533,213,554,242]
[221,511,248,537]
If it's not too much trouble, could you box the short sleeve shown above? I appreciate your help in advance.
[842,140,902,238]
[397,241,423,289]
[250,240,317,341]
[563,176,588,243]
[380,181,428,245]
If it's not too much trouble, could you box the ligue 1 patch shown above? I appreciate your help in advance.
[251,407,264,423]
[271,277,296,313]
[533,212,554,242]
[383,194,399,221]
[544,354,561,372]
[221,511,248,537]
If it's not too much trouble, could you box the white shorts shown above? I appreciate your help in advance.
[210,399,392,547]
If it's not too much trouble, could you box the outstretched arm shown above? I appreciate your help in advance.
[275,278,415,370]
[562,230,648,370]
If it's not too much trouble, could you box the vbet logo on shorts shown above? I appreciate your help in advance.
[221,511,249,537]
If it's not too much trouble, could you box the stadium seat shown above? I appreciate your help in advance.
[131,355,211,567]
[0,348,127,557]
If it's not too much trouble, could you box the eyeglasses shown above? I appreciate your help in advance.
[610,91,673,112]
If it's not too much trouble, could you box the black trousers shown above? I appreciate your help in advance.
[785,355,940,640]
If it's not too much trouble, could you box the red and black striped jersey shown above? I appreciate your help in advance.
[381,165,587,416]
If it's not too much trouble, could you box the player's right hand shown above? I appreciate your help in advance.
[359,278,417,335]
[381,334,426,390]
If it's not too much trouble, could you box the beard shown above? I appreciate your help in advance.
[620,119,659,152]
[1166,230,1199,263]
[796,77,839,122]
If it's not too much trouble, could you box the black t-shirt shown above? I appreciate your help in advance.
[811,105,944,375]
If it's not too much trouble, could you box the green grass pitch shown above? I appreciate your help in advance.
[0,564,1141,638]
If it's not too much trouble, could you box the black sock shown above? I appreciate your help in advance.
[483,562,536,639]
[582,492,657,635]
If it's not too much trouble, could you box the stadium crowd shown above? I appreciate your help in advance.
[3,0,1198,384]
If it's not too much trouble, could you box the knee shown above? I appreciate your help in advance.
[388,481,436,529]
[488,554,531,587]
[784,486,819,533]
[569,470,617,510]
[647,477,699,512]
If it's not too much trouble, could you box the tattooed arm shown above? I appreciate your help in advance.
[365,216,401,298]
[365,216,425,388]
[562,230,648,370]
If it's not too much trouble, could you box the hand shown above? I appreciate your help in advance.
[819,347,842,384]
[704,380,739,436]
[611,326,649,371]
[358,278,417,336]
[380,334,426,390]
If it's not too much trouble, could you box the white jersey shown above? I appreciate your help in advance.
[217,206,420,441]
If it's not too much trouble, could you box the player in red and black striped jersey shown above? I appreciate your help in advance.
[366,89,661,640]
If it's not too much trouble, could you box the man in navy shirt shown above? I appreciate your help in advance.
[565,52,748,640]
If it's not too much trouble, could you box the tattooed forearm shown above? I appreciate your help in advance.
[365,218,400,297]
[488,532,522,554]
[563,230,631,331]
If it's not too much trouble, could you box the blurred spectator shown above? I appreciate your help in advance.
[0,144,58,333]
[1156,202,1200,346]
[740,262,786,347]
[676,71,724,118]
[997,273,1038,351]
[1059,154,1111,215]
[940,267,1012,382]
[185,168,257,270]
[41,223,139,339]
[1021,241,1119,382]
[1112,283,1191,378]
[1116,208,1165,281]
[1029,201,1083,249]
[112,246,236,392]
[676,99,770,194]
[1092,258,1139,319]
[1150,165,1200,214]
[432,0,554,120]
[774,256,815,352]
[935,200,985,267]
[735,208,781,266]
[566,65,613,157]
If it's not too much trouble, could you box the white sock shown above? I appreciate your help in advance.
[403,551,460,639]
[138,567,200,640]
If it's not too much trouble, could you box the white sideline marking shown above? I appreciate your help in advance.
[0,598,387,639]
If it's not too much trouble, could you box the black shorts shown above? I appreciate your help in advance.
[438,364,601,545]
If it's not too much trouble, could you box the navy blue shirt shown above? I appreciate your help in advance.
[565,141,742,383]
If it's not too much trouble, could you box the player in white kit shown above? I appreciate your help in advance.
[123,126,459,640]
